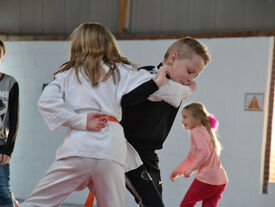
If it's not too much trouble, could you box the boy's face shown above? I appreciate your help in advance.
[166,52,205,85]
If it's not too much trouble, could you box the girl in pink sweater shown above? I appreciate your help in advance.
[170,102,228,207]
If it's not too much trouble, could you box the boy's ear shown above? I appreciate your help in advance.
[167,51,178,65]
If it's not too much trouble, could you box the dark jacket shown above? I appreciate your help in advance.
[0,73,19,157]
[121,65,180,151]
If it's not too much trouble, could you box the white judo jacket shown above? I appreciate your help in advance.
[37,63,191,169]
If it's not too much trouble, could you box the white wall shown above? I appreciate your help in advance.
[0,37,274,207]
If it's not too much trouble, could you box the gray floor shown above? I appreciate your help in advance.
[61,204,83,207]
[17,199,84,207]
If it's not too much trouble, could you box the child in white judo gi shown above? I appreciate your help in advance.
[20,22,192,207]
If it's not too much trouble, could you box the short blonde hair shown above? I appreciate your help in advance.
[164,37,211,66]
[0,40,6,61]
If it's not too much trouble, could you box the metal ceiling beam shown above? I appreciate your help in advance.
[117,30,275,40]
[1,30,275,41]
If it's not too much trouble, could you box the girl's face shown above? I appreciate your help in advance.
[181,109,201,130]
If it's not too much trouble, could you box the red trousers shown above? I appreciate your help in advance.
[180,179,227,207]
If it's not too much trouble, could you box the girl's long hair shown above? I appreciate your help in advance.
[183,102,222,155]
[55,22,133,86]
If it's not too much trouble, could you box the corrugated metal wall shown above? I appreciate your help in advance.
[130,0,275,34]
[0,0,120,35]
[0,0,274,36]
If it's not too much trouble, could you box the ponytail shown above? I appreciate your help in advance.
[202,115,222,156]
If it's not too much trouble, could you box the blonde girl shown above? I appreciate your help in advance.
[21,22,168,207]
[170,102,228,207]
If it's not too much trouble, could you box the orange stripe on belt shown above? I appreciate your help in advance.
[97,115,119,123]
[84,192,94,207]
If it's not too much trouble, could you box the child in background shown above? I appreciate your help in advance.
[170,102,228,207]
[0,40,20,207]
[20,22,169,207]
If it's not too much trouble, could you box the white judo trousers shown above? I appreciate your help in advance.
[20,64,190,207]
[21,157,125,207]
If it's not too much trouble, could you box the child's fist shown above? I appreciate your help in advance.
[188,81,197,92]
[0,154,10,165]
[184,169,191,178]
[170,170,179,182]
[154,65,170,87]
[86,113,108,131]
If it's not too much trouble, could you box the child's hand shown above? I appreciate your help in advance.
[170,170,179,182]
[86,113,108,131]
[0,154,10,165]
[188,81,197,92]
[184,169,191,178]
[154,65,170,87]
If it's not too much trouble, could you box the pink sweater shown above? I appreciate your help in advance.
[175,126,228,185]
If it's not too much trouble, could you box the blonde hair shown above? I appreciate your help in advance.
[183,102,222,155]
[0,40,6,61]
[164,37,211,66]
[56,22,133,86]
